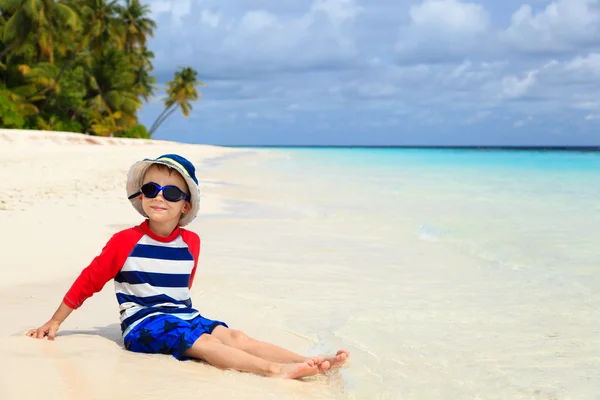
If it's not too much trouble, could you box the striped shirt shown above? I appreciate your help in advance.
[63,220,200,336]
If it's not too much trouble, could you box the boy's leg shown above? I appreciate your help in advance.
[211,326,349,368]
[184,333,319,379]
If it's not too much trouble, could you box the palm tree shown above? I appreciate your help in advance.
[0,13,6,73]
[85,48,142,135]
[0,82,39,117]
[91,0,123,52]
[0,0,79,62]
[117,0,156,54]
[148,67,204,136]
[17,62,60,101]
[0,0,202,137]
[128,46,157,102]
[0,6,32,60]
[132,63,157,102]
[39,0,121,112]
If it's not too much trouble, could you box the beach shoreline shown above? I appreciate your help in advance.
[0,128,182,146]
[2,129,599,399]
[0,129,343,400]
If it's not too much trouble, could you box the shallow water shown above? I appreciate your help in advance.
[4,146,597,400]
[196,148,600,399]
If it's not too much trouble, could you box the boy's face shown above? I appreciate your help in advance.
[140,165,191,226]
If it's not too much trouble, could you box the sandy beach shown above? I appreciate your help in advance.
[0,130,344,400]
[2,129,599,400]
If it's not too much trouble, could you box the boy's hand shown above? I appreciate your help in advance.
[26,301,73,340]
[26,320,61,340]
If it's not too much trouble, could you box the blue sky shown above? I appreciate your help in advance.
[139,0,600,146]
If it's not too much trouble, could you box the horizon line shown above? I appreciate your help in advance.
[224,145,600,152]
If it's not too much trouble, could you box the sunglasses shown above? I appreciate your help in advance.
[129,182,189,202]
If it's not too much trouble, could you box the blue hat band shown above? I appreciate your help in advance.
[154,154,198,185]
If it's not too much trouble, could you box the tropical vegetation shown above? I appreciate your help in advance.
[0,0,204,138]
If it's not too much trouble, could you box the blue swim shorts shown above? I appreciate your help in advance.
[123,313,228,360]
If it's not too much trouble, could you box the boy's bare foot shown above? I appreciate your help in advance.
[277,361,319,379]
[316,350,349,371]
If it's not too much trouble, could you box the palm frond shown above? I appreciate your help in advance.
[3,10,29,44]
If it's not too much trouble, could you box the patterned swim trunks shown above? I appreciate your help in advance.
[123,313,228,360]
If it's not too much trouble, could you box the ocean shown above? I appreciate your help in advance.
[197,148,600,400]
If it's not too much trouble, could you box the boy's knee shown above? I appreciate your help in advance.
[185,333,223,359]
[229,329,250,345]
[197,333,221,346]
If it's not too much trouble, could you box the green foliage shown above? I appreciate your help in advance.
[52,65,86,112]
[0,85,25,128]
[27,113,83,132]
[115,123,149,139]
[0,0,205,139]
[149,66,205,136]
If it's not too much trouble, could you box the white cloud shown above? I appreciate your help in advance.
[149,0,191,25]
[151,0,362,75]
[149,0,172,15]
[311,0,361,27]
[498,60,562,100]
[395,0,491,62]
[450,60,472,78]
[575,101,600,110]
[500,0,600,54]
[333,60,508,111]
[143,1,600,146]
[223,0,360,57]
[238,10,280,32]
[409,0,489,33]
[171,0,191,23]
[513,116,533,128]
[200,10,220,28]
[464,110,492,125]
[501,70,538,99]
[565,53,600,74]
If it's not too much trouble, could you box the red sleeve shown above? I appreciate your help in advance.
[63,227,143,309]
[181,229,200,289]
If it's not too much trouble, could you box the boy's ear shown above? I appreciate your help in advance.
[138,194,143,200]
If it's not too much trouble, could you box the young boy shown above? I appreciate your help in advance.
[27,154,348,379]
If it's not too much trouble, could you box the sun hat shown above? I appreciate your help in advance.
[126,154,200,227]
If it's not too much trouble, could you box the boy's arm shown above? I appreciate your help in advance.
[26,301,73,340]
[27,229,141,340]
[62,234,123,309]
[182,230,201,289]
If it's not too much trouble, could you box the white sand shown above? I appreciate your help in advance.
[0,130,342,400]
[3,130,599,400]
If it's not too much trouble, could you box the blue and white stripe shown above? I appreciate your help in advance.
[116,235,199,336]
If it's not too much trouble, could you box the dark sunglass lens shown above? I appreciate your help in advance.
[141,183,159,197]
[163,186,183,201]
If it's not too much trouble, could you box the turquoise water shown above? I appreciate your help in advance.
[202,148,600,399]
[247,147,600,171]
[260,148,600,273]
